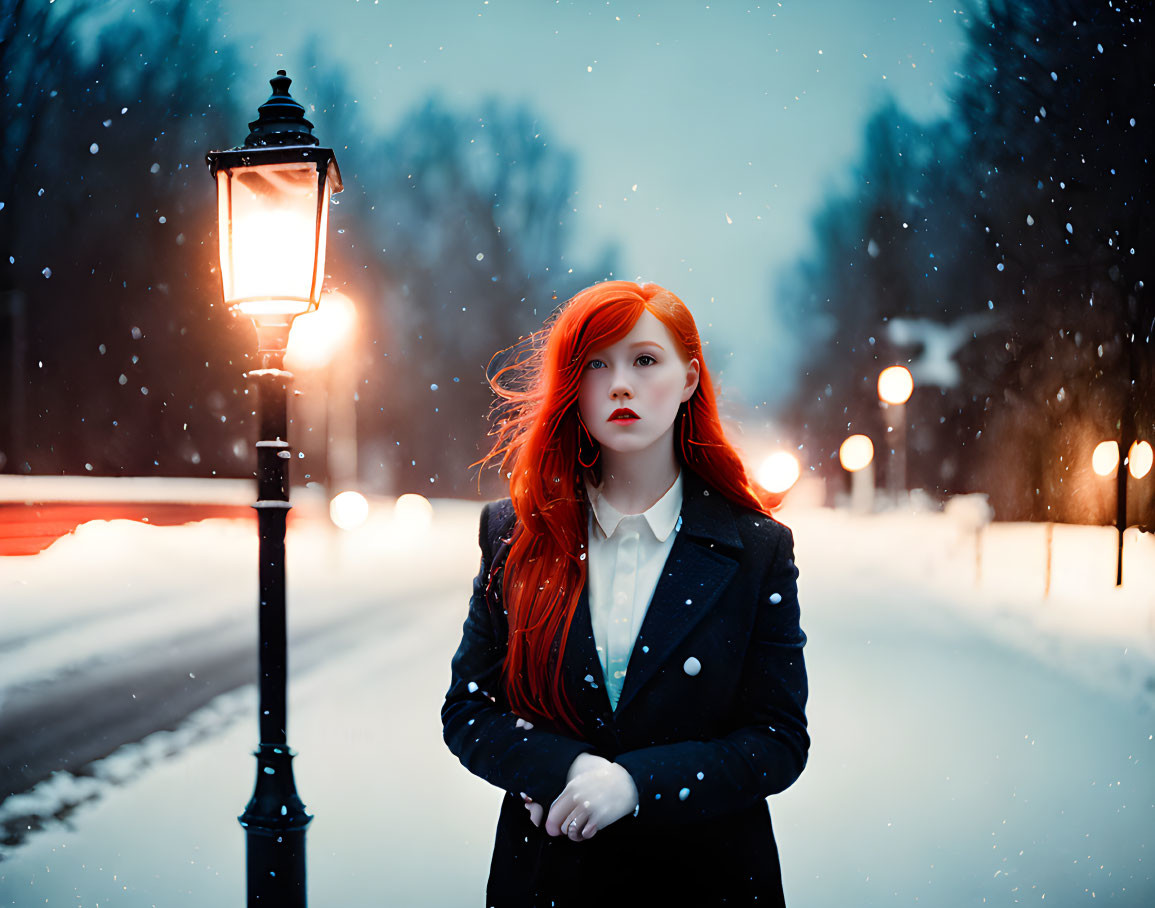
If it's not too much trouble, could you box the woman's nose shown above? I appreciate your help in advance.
[608,363,633,398]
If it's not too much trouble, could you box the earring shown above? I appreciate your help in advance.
[577,414,600,468]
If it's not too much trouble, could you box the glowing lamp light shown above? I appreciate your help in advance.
[756,452,801,495]
[394,493,434,533]
[839,434,875,472]
[1092,441,1119,477]
[206,71,342,331]
[877,365,914,405]
[1129,440,1153,480]
[329,490,369,530]
[287,291,357,370]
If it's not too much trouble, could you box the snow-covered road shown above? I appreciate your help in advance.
[0,500,1152,906]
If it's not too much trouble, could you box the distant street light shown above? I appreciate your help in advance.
[838,434,874,472]
[394,492,435,534]
[206,70,342,908]
[756,451,801,498]
[877,365,914,406]
[329,489,369,530]
[1090,438,1152,586]
[877,365,913,504]
[1092,440,1119,477]
[839,434,875,513]
[287,291,360,507]
[1128,440,1152,480]
[287,290,357,370]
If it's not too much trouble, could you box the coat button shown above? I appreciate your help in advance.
[683,656,701,676]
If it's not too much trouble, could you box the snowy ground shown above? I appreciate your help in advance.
[0,493,1152,906]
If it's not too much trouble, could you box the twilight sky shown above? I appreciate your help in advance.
[220,0,968,410]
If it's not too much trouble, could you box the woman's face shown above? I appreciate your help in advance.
[577,309,700,459]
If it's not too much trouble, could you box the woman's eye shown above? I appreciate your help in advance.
[636,354,656,366]
[585,359,605,370]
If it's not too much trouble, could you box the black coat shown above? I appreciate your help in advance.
[442,468,809,906]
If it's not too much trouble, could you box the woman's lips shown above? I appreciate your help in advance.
[609,409,639,421]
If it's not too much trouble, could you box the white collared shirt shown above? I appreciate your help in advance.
[584,470,683,711]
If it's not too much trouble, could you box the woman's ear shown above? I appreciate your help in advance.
[682,357,701,402]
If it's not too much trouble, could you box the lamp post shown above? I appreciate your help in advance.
[877,365,913,505]
[1092,439,1153,586]
[206,70,342,907]
[839,433,875,513]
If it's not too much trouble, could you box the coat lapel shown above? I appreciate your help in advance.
[568,469,744,722]
[563,584,617,733]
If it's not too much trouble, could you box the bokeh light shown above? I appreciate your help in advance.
[1129,440,1153,480]
[286,290,357,370]
[393,493,434,533]
[1092,440,1119,477]
[877,365,914,405]
[839,435,875,472]
[329,490,369,530]
[756,452,801,495]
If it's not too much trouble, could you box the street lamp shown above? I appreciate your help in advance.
[1092,439,1153,585]
[1092,440,1120,478]
[839,433,875,513]
[287,290,360,508]
[877,365,913,504]
[755,451,800,508]
[287,290,357,371]
[1129,440,1153,480]
[206,70,342,908]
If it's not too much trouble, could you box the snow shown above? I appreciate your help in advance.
[0,492,1152,905]
[0,605,492,906]
[0,486,478,699]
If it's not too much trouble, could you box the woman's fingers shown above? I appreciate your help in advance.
[546,796,582,839]
[514,717,534,730]
[581,819,598,839]
[562,798,589,842]
[524,800,544,827]
[545,796,571,835]
[522,793,545,827]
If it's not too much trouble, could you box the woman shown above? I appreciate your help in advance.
[442,280,808,906]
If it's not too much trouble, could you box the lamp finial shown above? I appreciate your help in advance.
[244,70,318,148]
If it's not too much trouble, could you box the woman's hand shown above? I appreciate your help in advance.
[512,726,638,840]
[521,751,601,830]
[563,751,606,782]
[543,755,639,841]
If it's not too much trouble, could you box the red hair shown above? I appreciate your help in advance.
[473,280,775,736]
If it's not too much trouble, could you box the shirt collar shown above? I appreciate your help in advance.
[585,469,683,542]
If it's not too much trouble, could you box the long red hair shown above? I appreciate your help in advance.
[474,280,775,736]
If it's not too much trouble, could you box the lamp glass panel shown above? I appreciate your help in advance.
[314,179,333,300]
[216,171,232,301]
[220,161,320,316]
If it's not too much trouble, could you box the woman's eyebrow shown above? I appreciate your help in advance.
[586,340,665,358]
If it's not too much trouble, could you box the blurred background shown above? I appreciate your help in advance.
[1,1,1153,905]
[3,0,1148,519]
